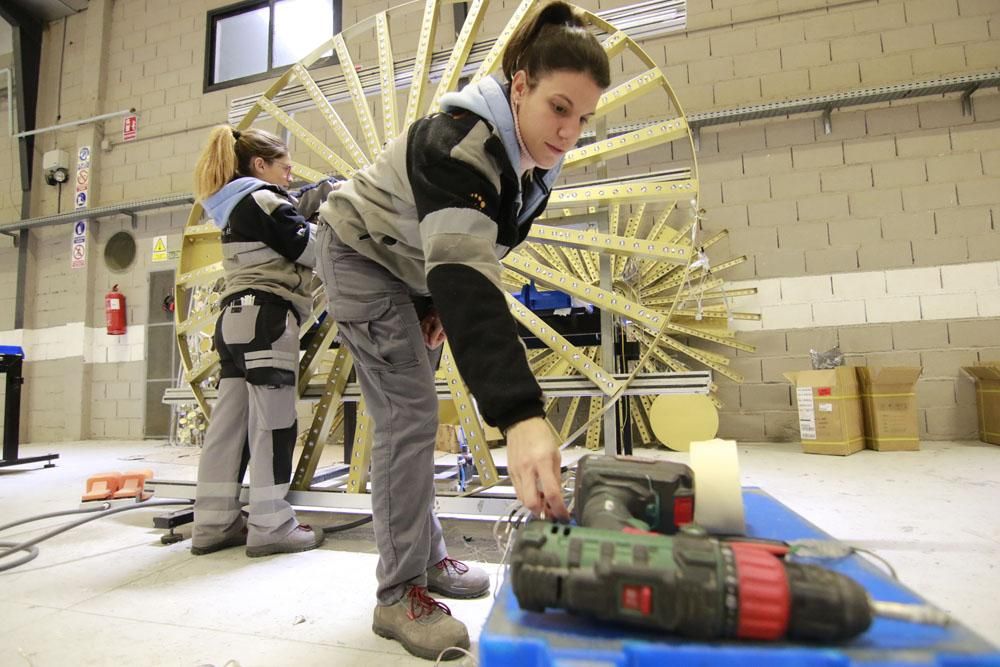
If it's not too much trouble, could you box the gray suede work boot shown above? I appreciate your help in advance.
[426,556,490,599]
[372,585,471,661]
[191,518,248,556]
[245,525,325,558]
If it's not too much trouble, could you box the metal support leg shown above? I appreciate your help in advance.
[0,352,59,468]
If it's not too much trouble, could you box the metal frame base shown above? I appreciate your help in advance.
[147,477,520,520]
[0,453,59,469]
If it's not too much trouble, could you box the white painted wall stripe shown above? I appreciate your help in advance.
[0,324,146,363]
[3,260,998,357]
[725,260,1000,331]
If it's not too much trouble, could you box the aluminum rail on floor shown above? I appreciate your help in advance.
[146,478,519,520]
[162,370,713,405]
[157,369,711,518]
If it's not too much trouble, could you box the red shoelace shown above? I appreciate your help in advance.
[406,586,452,620]
[433,556,470,575]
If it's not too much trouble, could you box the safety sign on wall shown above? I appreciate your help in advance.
[71,219,87,270]
[123,114,137,142]
[152,235,169,262]
[75,145,91,211]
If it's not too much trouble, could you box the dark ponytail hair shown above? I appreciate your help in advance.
[194,126,288,201]
[501,1,610,90]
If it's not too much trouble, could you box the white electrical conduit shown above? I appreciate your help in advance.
[12,107,136,139]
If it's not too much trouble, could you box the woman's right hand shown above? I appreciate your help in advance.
[505,417,569,520]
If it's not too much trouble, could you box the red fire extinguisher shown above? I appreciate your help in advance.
[105,284,127,335]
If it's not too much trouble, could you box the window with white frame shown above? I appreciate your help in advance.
[206,0,341,91]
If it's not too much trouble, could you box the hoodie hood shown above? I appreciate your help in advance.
[203,177,269,229]
[440,76,562,222]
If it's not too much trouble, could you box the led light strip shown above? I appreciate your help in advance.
[256,97,356,177]
[291,63,369,169]
[375,13,398,141]
[403,0,440,127]
[333,34,381,158]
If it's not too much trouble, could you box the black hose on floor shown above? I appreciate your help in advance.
[322,515,372,533]
[0,497,373,572]
[0,499,194,573]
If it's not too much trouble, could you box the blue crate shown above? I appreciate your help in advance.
[479,488,1000,667]
[513,282,573,312]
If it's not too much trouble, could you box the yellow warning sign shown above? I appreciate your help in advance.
[152,235,168,262]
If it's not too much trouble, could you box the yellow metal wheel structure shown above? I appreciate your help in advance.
[174,0,759,493]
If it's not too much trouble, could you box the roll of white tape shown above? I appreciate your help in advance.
[689,438,746,536]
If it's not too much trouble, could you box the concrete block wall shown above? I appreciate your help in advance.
[637,0,1000,442]
[643,0,1000,112]
[1,0,998,442]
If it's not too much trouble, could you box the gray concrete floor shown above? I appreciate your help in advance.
[0,439,998,666]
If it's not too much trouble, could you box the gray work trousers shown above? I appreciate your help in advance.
[193,299,301,549]
[316,223,446,605]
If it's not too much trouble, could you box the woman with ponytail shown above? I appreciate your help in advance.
[314,1,610,659]
[190,126,325,558]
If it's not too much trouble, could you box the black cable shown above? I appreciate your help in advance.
[0,499,194,573]
[322,515,372,534]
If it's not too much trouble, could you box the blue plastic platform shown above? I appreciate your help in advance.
[479,488,1000,666]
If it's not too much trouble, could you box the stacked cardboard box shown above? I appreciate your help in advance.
[961,363,1000,446]
[857,367,922,451]
[784,367,865,456]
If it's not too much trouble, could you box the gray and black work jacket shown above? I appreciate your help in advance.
[202,177,317,323]
[318,76,561,431]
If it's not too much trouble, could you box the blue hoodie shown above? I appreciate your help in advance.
[440,76,562,226]
[202,176,269,229]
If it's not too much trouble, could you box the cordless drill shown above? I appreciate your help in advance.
[511,521,874,642]
[513,455,947,642]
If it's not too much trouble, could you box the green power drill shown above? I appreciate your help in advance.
[513,455,950,642]
[512,521,876,642]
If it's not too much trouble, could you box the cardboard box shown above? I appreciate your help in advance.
[435,424,460,453]
[856,366,922,451]
[784,367,865,456]
[961,363,1000,445]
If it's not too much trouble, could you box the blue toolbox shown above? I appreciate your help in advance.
[479,488,1000,666]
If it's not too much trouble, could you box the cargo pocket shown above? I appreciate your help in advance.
[250,383,296,431]
[333,297,420,371]
[245,308,298,387]
[220,304,260,345]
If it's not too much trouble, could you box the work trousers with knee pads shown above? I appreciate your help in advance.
[316,224,447,605]
[193,292,302,548]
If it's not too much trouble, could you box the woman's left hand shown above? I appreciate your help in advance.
[420,308,446,349]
